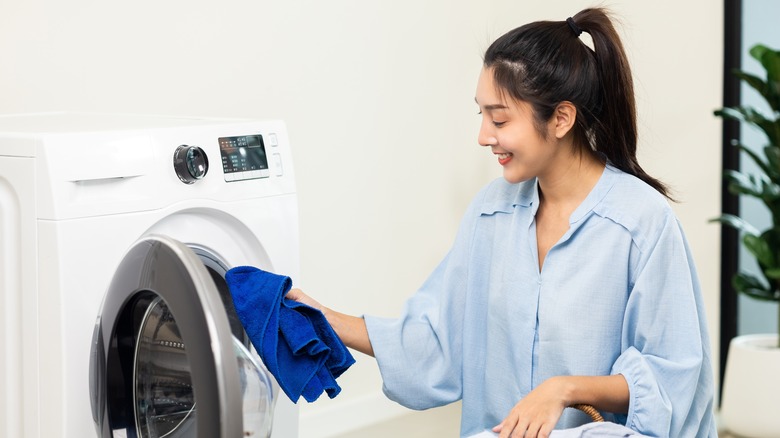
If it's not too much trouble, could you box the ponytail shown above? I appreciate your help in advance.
[483,8,671,199]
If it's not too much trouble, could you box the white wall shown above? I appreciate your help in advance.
[0,0,723,436]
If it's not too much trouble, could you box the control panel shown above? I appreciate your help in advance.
[219,134,272,182]
[172,130,285,184]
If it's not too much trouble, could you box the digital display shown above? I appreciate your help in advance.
[219,135,270,181]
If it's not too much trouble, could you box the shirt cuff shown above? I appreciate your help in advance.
[611,346,672,435]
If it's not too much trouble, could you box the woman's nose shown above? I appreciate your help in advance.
[478,121,496,148]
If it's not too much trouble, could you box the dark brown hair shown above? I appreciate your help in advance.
[483,8,670,198]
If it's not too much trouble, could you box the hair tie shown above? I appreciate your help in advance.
[566,17,583,37]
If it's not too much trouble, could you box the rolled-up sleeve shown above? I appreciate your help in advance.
[364,191,483,410]
[364,252,465,409]
[611,214,715,437]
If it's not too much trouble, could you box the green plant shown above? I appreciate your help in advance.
[711,43,780,347]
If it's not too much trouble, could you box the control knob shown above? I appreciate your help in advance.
[173,145,209,184]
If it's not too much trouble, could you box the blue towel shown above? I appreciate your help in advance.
[225,266,355,403]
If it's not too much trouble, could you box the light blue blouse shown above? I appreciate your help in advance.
[364,164,718,437]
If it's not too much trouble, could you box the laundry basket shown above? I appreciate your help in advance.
[570,404,604,422]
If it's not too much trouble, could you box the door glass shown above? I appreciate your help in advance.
[134,297,196,438]
[234,334,275,437]
[133,297,275,438]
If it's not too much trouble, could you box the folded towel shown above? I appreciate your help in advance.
[226,266,355,403]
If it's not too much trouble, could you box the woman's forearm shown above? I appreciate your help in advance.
[286,287,375,356]
[558,374,629,414]
[322,307,375,357]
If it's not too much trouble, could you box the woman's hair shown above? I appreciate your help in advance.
[483,8,670,199]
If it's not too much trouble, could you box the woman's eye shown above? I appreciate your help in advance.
[477,110,505,127]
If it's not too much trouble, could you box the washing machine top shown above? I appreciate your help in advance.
[0,112,296,219]
[0,112,240,136]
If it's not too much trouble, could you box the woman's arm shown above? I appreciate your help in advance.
[494,374,628,438]
[286,288,374,357]
[560,374,629,413]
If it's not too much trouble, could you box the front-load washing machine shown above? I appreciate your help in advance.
[0,112,299,437]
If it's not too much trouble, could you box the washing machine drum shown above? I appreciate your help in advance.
[90,235,274,438]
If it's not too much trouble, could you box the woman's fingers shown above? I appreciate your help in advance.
[495,421,551,438]
[285,287,323,311]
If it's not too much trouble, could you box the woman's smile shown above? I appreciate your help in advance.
[496,152,513,165]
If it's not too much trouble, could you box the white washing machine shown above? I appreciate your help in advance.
[0,112,299,437]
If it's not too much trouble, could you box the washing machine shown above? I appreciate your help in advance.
[0,112,299,437]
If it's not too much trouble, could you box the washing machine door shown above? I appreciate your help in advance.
[89,235,274,438]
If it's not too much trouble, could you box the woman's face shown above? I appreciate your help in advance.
[475,67,559,184]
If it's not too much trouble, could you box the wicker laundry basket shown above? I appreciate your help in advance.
[570,404,604,422]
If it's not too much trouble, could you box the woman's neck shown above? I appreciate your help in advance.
[537,150,605,207]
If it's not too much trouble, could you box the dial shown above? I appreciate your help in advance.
[173,145,209,184]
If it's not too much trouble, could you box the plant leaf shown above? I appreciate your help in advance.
[725,169,780,203]
[750,44,780,115]
[749,44,770,63]
[765,267,780,279]
[751,44,780,84]
[765,146,780,181]
[709,213,760,236]
[714,106,778,146]
[733,70,780,112]
[733,70,767,95]
[734,143,778,181]
[723,169,761,198]
[732,271,776,301]
[743,233,776,267]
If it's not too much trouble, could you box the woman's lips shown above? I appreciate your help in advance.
[497,152,513,165]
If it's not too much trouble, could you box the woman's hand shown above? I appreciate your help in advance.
[284,288,375,357]
[493,377,569,438]
[286,288,324,312]
[493,374,629,437]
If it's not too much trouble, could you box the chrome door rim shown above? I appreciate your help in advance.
[90,234,242,437]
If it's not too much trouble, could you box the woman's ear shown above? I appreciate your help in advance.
[552,102,577,139]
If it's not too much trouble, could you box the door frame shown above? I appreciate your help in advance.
[90,235,243,437]
[719,0,742,403]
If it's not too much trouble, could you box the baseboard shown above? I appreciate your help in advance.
[298,390,411,438]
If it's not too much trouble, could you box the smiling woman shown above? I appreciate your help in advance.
[288,6,719,438]
[0,0,724,437]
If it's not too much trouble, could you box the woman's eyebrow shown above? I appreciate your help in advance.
[474,98,508,111]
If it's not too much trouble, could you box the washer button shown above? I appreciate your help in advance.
[268,133,278,147]
[273,153,283,176]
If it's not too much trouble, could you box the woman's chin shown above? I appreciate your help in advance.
[502,171,531,185]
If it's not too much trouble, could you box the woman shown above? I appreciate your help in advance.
[289,8,717,438]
